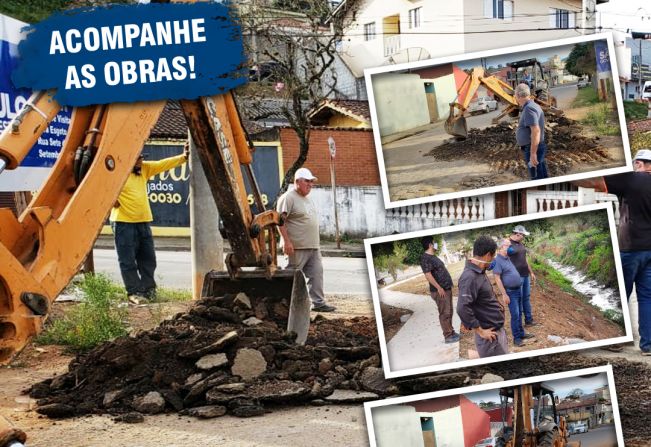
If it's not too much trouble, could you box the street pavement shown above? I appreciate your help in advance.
[92,248,372,296]
[571,424,617,447]
[381,83,580,201]
[379,260,466,372]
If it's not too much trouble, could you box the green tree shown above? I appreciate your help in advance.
[565,43,596,78]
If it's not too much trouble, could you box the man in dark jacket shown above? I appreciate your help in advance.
[457,235,508,358]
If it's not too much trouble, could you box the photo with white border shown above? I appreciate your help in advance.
[365,203,632,379]
[364,365,624,447]
[365,33,632,209]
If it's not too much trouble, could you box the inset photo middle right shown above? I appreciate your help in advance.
[365,203,632,378]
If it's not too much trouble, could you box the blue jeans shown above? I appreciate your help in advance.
[520,276,533,325]
[111,222,157,296]
[506,287,525,342]
[620,251,651,352]
[521,141,548,180]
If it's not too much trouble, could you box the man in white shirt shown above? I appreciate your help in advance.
[277,168,336,312]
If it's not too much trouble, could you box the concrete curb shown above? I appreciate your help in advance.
[94,237,365,258]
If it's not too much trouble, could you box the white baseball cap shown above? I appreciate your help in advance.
[295,167,317,181]
[634,149,651,162]
[513,225,530,236]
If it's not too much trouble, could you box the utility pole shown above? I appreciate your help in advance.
[327,136,340,249]
[640,39,643,100]
[189,135,223,300]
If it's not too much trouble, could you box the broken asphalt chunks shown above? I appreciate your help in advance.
[426,115,611,179]
[30,294,394,420]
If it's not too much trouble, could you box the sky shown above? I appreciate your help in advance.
[468,373,609,405]
[598,0,651,35]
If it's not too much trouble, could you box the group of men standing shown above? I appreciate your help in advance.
[420,226,537,358]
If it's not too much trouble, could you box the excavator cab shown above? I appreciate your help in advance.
[507,59,557,108]
[0,90,312,365]
[496,383,579,447]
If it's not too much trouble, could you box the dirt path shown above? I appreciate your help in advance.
[391,262,624,360]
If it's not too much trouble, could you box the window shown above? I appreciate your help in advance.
[364,22,376,41]
[408,7,422,29]
[484,0,513,20]
[549,8,576,29]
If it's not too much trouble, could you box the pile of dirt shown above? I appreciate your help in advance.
[425,115,612,179]
[26,295,651,443]
[30,294,390,420]
[628,118,651,133]
[379,302,413,343]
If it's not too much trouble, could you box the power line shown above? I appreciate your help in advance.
[250,26,616,38]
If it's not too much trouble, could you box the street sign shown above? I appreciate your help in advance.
[327,136,336,159]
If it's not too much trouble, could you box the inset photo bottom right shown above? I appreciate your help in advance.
[364,365,623,447]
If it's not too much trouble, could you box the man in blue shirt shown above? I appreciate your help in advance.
[492,238,536,347]
[515,83,548,181]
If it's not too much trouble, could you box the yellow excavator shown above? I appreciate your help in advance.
[495,383,580,447]
[0,89,312,364]
[444,66,561,139]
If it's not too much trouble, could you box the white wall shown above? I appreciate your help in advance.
[310,186,496,237]
[431,407,465,447]
[340,0,465,71]
[339,0,586,72]
[371,405,426,447]
[462,0,585,53]
[370,73,431,136]
[426,74,458,123]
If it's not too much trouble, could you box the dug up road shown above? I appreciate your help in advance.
[1,287,651,446]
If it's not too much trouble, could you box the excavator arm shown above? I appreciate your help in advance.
[0,89,310,366]
[444,67,560,139]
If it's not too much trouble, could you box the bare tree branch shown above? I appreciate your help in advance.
[238,0,357,201]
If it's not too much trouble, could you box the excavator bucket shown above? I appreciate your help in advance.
[201,268,311,344]
[444,115,468,139]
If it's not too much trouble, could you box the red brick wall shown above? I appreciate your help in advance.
[412,63,454,80]
[279,128,380,186]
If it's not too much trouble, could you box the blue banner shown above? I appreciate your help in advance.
[595,40,611,74]
[0,14,71,169]
[11,3,247,106]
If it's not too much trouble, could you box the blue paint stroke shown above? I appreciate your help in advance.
[11,3,247,106]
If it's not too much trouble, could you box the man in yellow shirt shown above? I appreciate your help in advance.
[110,145,188,301]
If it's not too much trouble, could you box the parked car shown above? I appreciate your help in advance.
[577,78,591,89]
[475,436,500,447]
[643,81,651,101]
[570,422,589,434]
[468,96,498,114]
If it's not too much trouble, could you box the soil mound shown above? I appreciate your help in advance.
[30,295,387,419]
[426,115,612,179]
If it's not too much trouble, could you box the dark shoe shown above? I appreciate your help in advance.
[522,333,536,340]
[445,334,460,344]
[524,321,539,327]
[312,304,336,313]
[144,288,157,300]
[641,349,651,356]
[514,339,527,347]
